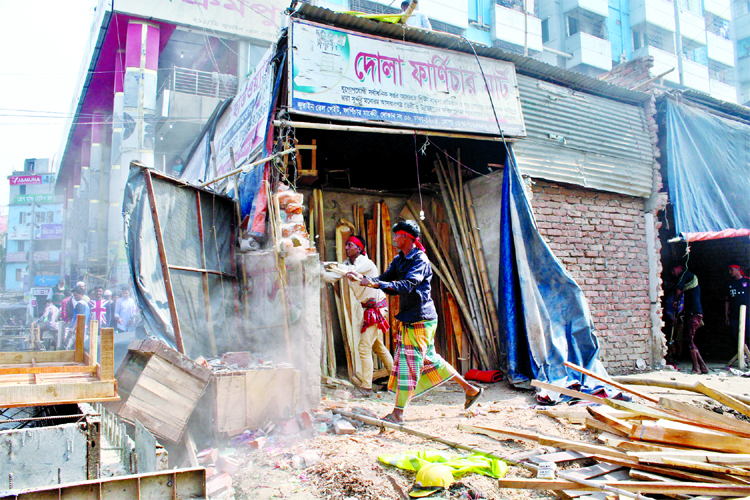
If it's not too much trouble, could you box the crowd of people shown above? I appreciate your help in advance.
[36,278,140,349]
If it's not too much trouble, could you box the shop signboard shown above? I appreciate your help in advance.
[13,194,54,204]
[35,224,63,240]
[9,175,42,186]
[289,20,527,137]
[8,224,31,240]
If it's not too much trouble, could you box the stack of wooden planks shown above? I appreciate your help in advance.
[460,365,750,498]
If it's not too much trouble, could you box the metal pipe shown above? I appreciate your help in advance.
[198,148,296,188]
[542,46,573,59]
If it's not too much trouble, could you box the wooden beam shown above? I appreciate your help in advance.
[630,421,750,453]
[194,191,217,357]
[591,454,730,484]
[658,396,750,437]
[531,379,606,405]
[564,361,659,403]
[0,364,98,375]
[496,479,750,496]
[694,382,750,419]
[611,376,750,406]
[74,314,85,363]
[100,327,114,381]
[587,406,633,435]
[0,351,76,364]
[89,320,99,367]
[143,168,185,354]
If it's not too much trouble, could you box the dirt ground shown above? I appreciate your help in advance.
[229,362,750,500]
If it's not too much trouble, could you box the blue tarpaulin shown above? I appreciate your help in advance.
[666,99,750,240]
[499,148,615,403]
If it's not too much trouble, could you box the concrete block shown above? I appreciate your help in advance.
[206,472,233,497]
[198,448,219,466]
[216,456,240,476]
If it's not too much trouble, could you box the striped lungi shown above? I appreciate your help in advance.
[387,319,457,409]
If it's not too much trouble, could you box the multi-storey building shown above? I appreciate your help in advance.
[56,0,289,285]
[326,0,740,102]
[5,158,64,296]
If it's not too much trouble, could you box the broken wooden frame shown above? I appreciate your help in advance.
[0,315,118,407]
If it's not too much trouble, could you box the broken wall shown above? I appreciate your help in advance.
[469,173,655,374]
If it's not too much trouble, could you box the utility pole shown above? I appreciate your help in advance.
[28,202,36,293]
[523,0,529,57]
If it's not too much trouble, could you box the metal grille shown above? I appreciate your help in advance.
[163,67,238,99]
[430,20,465,36]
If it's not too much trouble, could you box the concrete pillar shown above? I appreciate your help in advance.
[78,143,91,272]
[108,22,160,285]
[89,113,103,271]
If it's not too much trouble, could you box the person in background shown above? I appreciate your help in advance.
[400,1,432,30]
[172,158,184,177]
[725,261,750,349]
[51,278,66,307]
[89,286,114,327]
[323,235,394,395]
[359,220,481,423]
[115,288,138,333]
[59,289,73,324]
[672,262,708,374]
[76,282,90,302]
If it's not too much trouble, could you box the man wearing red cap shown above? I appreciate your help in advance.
[360,220,481,423]
[322,234,393,395]
[725,261,750,349]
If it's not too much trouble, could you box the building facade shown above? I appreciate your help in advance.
[5,158,64,293]
[56,0,289,287]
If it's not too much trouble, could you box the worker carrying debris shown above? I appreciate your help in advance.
[322,235,394,395]
[359,220,482,423]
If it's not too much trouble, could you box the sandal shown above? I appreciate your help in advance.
[464,387,484,410]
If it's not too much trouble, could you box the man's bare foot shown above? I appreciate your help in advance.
[464,386,483,409]
[381,410,404,424]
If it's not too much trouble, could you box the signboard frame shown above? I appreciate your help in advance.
[288,20,526,137]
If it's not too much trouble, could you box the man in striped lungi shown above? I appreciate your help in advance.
[360,220,482,423]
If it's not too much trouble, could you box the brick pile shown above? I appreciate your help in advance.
[530,180,653,373]
[599,56,655,90]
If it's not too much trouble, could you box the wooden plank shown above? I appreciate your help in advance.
[89,320,99,367]
[658,397,750,437]
[529,451,592,465]
[0,364,98,375]
[531,379,606,405]
[143,169,185,354]
[0,350,75,364]
[599,432,690,453]
[564,361,659,403]
[538,405,590,424]
[630,451,750,466]
[563,464,624,481]
[0,381,119,408]
[74,314,85,363]
[695,382,750,419]
[630,420,750,453]
[496,479,750,495]
[100,328,114,381]
[585,417,629,437]
[591,454,731,484]
[195,191,218,358]
[603,399,675,420]
[587,406,633,435]
[658,457,750,477]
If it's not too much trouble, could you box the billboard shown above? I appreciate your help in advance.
[35,224,63,240]
[289,20,526,137]
[8,224,31,240]
[9,175,42,186]
[13,194,55,204]
[114,0,287,43]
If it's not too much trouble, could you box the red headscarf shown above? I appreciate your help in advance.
[346,235,366,255]
[396,230,426,252]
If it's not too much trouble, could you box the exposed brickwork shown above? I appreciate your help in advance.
[530,181,653,374]
[599,56,655,91]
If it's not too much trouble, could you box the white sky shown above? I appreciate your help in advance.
[0,0,98,211]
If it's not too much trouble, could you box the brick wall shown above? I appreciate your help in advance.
[530,180,654,373]
[599,56,655,90]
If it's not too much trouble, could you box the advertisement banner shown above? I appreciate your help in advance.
[211,45,276,178]
[13,194,54,204]
[10,175,42,186]
[115,0,287,42]
[35,224,63,240]
[289,21,526,137]
[8,225,31,240]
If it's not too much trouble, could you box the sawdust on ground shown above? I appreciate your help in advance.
[233,381,596,500]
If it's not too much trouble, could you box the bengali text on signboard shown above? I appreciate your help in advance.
[289,20,526,137]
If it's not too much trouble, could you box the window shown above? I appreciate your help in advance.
[19,186,25,195]
[567,16,579,37]
[15,269,22,282]
[542,18,550,43]
[18,212,26,224]
[17,241,25,251]
[47,212,54,223]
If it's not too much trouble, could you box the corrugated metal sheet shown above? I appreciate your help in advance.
[291,2,651,105]
[514,75,654,198]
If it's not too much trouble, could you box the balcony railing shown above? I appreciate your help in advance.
[161,67,238,100]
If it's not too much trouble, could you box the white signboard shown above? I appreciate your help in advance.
[114,0,287,42]
[289,20,526,137]
[183,44,276,182]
